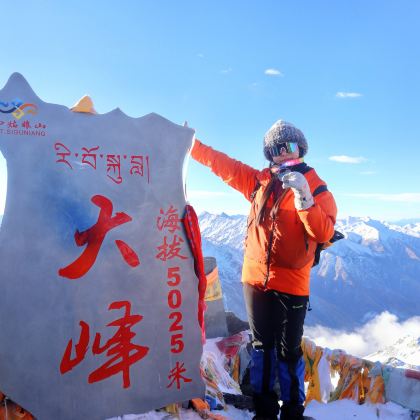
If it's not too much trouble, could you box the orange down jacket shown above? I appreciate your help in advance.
[191,139,337,296]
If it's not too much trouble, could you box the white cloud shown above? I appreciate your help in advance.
[264,68,283,77]
[329,155,367,164]
[336,92,363,98]
[344,192,420,203]
[197,53,204,58]
[220,67,232,74]
[304,312,420,357]
[187,190,231,199]
[360,171,376,175]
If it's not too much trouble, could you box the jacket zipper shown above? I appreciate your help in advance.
[263,217,275,288]
[245,198,258,245]
[263,188,288,288]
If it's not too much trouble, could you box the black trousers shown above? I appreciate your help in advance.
[243,283,308,417]
[243,283,308,360]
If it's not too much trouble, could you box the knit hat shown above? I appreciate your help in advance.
[263,120,308,161]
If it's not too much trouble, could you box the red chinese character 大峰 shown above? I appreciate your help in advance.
[7,120,18,128]
[157,205,181,234]
[107,154,122,184]
[88,301,149,388]
[156,235,187,261]
[59,195,140,279]
[59,301,149,389]
[81,146,100,169]
[166,361,192,390]
[55,142,73,169]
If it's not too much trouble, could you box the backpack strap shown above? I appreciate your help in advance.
[312,230,345,267]
[311,182,337,267]
[313,243,323,267]
[313,184,328,197]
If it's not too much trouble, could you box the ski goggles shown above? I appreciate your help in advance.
[267,142,298,157]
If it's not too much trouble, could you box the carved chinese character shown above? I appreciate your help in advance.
[157,205,181,234]
[21,120,31,129]
[89,301,149,388]
[156,235,187,261]
[59,195,140,279]
[60,321,90,374]
[60,301,149,389]
[166,362,192,390]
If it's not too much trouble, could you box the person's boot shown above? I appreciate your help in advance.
[223,392,254,411]
[280,402,315,420]
[253,390,279,420]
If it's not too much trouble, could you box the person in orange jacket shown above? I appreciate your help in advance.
[191,120,337,420]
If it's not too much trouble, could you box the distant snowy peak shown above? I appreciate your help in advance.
[329,217,420,259]
[398,223,420,237]
[198,211,247,251]
[365,335,420,370]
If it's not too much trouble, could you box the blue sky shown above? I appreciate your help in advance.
[1,0,419,221]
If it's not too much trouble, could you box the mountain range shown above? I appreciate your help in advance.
[198,212,420,329]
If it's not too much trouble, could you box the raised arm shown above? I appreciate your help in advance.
[281,170,337,243]
[298,190,337,243]
[191,139,260,202]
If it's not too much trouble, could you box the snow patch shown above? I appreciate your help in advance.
[305,400,411,420]
[405,246,420,260]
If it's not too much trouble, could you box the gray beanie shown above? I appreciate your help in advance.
[263,120,308,161]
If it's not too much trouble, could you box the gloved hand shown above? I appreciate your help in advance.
[281,171,314,210]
